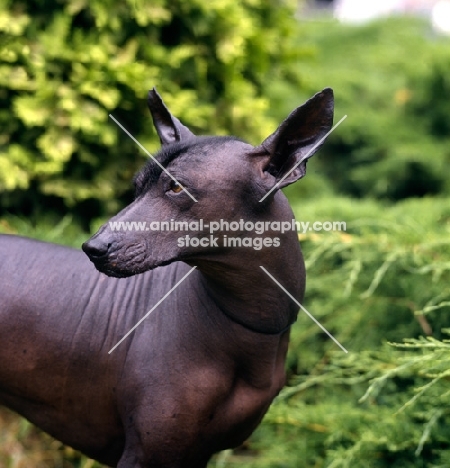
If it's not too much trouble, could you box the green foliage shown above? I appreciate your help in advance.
[0,0,299,223]
[269,17,450,201]
[213,196,450,467]
[289,196,450,360]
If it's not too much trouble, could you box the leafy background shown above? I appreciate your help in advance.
[1,0,450,466]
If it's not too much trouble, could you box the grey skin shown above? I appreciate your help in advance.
[0,88,333,467]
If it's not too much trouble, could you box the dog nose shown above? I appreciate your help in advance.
[82,237,110,258]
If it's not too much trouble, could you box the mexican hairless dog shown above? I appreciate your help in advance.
[0,88,333,467]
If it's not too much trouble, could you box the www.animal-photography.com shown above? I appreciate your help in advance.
[1,1,450,467]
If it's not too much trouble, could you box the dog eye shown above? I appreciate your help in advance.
[169,180,183,194]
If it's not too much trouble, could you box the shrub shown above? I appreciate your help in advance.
[219,196,450,467]
[0,0,299,225]
[267,17,450,201]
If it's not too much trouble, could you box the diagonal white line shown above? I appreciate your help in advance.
[108,266,197,354]
[259,266,348,353]
[109,114,198,203]
[259,115,348,203]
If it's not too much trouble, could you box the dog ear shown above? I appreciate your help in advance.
[252,88,334,190]
[147,88,196,145]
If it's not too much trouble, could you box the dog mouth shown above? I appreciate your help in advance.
[90,256,178,278]
[82,238,153,278]
[83,242,180,278]
[82,233,196,278]
[92,261,144,278]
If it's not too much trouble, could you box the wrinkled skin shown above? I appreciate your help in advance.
[0,88,333,467]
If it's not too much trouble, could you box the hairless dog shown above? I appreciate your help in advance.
[0,88,333,467]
